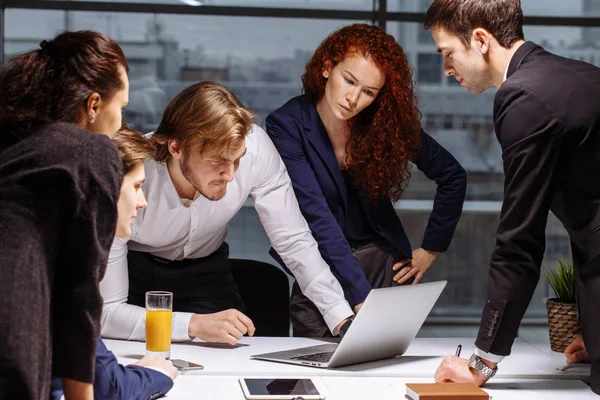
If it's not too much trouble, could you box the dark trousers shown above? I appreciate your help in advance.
[128,244,290,337]
[576,253,600,395]
[290,241,407,337]
[127,243,245,314]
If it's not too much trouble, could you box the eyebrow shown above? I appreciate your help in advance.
[343,70,381,91]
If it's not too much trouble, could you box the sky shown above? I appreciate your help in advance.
[4,0,590,61]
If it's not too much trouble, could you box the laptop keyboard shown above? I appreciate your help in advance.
[290,351,334,363]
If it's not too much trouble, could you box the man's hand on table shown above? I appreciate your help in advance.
[565,335,590,364]
[434,355,493,387]
[188,309,256,345]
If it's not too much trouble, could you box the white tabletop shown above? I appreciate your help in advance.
[164,376,598,400]
[104,336,590,380]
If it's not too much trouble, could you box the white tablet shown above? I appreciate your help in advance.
[238,378,326,400]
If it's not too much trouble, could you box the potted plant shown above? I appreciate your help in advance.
[545,258,580,352]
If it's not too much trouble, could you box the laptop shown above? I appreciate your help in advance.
[251,280,447,368]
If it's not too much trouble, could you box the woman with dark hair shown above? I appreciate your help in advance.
[50,124,177,400]
[266,23,467,337]
[0,31,129,399]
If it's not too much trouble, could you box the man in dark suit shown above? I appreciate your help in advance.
[424,0,600,395]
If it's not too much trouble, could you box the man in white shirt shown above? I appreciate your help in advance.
[100,81,354,345]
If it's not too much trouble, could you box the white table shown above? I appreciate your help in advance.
[161,376,598,399]
[104,337,597,399]
[105,336,590,380]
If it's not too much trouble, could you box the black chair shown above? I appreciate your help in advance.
[230,259,291,337]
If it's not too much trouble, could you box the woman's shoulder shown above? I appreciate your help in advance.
[41,122,120,165]
[266,94,317,139]
[28,122,123,189]
[268,93,313,122]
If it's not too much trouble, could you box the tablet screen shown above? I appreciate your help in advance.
[244,378,320,396]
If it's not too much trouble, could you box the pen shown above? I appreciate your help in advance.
[455,344,462,357]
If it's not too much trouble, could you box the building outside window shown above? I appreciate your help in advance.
[3,0,597,321]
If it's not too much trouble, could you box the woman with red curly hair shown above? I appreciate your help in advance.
[266,23,467,337]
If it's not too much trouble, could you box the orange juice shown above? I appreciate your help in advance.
[146,309,172,352]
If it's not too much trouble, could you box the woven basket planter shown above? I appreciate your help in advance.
[546,298,581,352]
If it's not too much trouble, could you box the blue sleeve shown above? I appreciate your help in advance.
[266,111,372,307]
[94,338,174,400]
[414,130,467,252]
[49,378,64,400]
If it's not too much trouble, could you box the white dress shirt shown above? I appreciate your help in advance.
[100,124,353,341]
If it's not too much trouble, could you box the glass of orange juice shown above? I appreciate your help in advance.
[145,291,173,358]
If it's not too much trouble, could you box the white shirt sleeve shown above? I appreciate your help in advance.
[100,236,194,342]
[249,126,353,333]
[474,346,505,363]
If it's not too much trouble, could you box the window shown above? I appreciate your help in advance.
[4,3,598,322]
[387,21,593,319]
[417,53,442,84]
[447,75,461,86]
[5,9,360,132]
[40,0,377,10]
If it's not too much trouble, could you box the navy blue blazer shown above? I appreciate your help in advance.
[50,338,173,400]
[266,94,466,306]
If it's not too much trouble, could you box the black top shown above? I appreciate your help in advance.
[0,122,123,400]
[341,170,377,247]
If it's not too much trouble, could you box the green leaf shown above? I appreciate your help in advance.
[543,258,576,303]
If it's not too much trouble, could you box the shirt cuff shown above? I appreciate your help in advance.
[474,346,505,363]
[173,311,194,342]
[147,366,173,379]
[321,301,353,335]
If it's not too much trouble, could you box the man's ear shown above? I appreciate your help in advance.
[168,139,183,159]
[472,28,492,55]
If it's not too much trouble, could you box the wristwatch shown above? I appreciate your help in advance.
[338,316,354,337]
[468,354,498,379]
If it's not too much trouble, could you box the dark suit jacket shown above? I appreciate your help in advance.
[476,42,600,356]
[266,94,467,306]
[50,338,173,400]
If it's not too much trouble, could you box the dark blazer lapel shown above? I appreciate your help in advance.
[301,94,348,210]
[507,41,540,79]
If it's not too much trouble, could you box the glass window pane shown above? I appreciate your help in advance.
[4,9,579,321]
[387,22,579,319]
[417,53,441,83]
[40,0,376,10]
[5,9,369,131]
[3,8,367,271]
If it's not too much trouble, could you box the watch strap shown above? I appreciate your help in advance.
[338,316,354,337]
[468,354,498,379]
